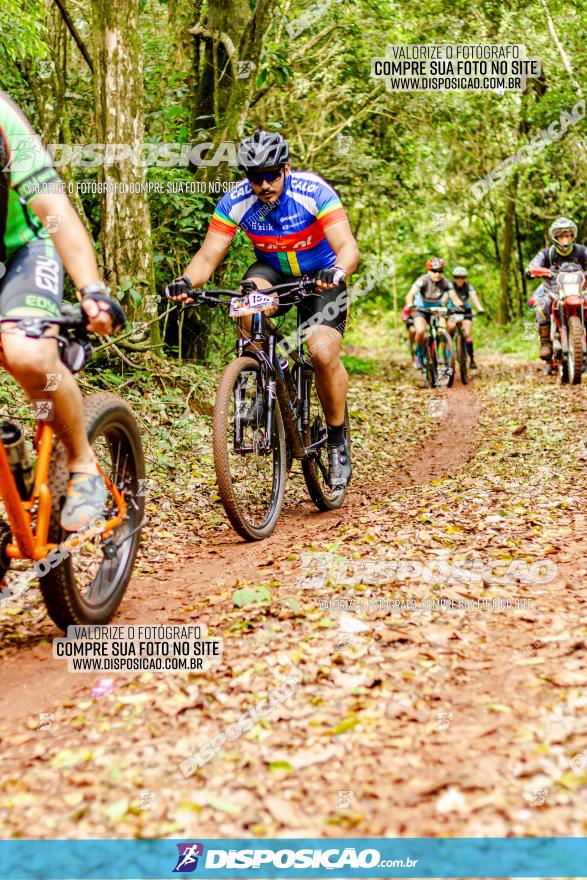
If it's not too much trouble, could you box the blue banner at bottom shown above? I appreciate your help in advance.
[1,837,587,879]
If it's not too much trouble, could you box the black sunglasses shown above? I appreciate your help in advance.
[431,268,444,273]
[247,167,283,185]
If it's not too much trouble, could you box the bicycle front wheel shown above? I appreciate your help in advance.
[436,331,454,388]
[43,392,145,630]
[423,338,437,389]
[213,357,286,541]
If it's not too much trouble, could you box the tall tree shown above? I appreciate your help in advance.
[189,0,277,145]
[92,0,159,338]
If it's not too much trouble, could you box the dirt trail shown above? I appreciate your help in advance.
[4,356,587,840]
[0,382,479,726]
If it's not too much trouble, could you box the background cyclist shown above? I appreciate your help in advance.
[446,266,485,369]
[405,258,462,369]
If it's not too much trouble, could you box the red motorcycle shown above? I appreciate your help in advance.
[530,263,587,385]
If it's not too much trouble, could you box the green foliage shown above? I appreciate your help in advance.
[4,0,587,362]
[0,0,48,72]
[341,354,379,374]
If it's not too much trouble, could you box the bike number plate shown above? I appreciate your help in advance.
[229,293,274,317]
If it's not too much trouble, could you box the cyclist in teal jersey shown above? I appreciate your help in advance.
[0,92,125,530]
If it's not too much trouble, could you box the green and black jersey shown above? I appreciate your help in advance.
[0,91,60,262]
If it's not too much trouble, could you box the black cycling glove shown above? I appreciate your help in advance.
[165,275,193,299]
[316,266,346,286]
[80,284,126,331]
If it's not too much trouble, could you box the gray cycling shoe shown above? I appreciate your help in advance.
[327,440,352,490]
[60,472,108,532]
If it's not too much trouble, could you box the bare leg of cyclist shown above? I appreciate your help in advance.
[0,328,97,474]
[305,325,347,426]
[414,315,427,367]
[305,324,351,489]
[463,317,476,366]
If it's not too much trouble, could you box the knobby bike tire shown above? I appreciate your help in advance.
[42,393,145,630]
[568,315,583,385]
[433,331,454,388]
[302,397,351,512]
[213,357,286,541]
[424,338,437,388]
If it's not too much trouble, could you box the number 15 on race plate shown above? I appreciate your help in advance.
[229,292,274,316]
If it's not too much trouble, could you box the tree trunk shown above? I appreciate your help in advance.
[498,175,518,325]
[515,208,527,315]
[190,0,277,159]
[92,0,159,342]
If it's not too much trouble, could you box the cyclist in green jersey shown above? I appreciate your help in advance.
[0,92,125,530]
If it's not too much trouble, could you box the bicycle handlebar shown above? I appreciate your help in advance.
[177,275,322,309]
[0,306,88,335]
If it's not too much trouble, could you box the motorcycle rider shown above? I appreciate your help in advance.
[446,266,485,369]
[526,218,587,360]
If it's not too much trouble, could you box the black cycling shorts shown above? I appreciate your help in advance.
[0,238,64,318]
[242,260,347,335]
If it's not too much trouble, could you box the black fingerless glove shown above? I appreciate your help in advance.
[316,266,346,285]
[80,286,127,331]
[165,275,193,298]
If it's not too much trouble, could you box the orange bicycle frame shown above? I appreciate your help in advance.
[0,421,127,561]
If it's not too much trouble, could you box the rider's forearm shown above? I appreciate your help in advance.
[182,252,217,288]
[405,284,419,307]
[333,242,360,276]
[471,292,483,310]
[30,194,100,293]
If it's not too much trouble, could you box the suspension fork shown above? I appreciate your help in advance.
[264,330,277,450]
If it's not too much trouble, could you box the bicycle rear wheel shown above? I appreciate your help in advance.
[301,367,351,511]
[213,357,286,540]
[42,392,145,630]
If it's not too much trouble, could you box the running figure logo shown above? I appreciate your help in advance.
[173,843,204,873]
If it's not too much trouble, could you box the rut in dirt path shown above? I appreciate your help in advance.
[0,381,481,725]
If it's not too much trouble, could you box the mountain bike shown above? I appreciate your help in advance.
[412,306,454,389]
[0,307,145,630]
[183,277,351,540]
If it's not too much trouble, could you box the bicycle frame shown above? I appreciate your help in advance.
[426,310,445,362]
[0,420,127,562]
[234,307,316,461]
